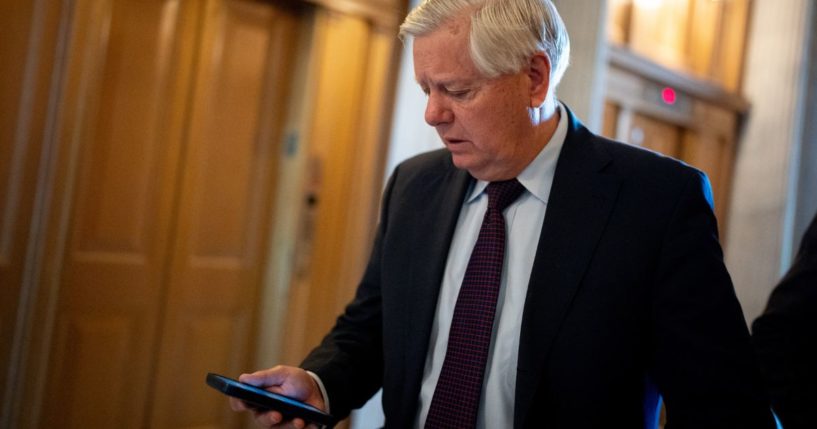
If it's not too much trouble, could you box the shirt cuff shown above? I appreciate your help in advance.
[306,370,330,413]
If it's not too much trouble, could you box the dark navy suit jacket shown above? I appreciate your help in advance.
[302,107,774,428]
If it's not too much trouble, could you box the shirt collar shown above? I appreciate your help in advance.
[466,102,568,205]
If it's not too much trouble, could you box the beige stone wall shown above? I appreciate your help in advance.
[725,0,816,325]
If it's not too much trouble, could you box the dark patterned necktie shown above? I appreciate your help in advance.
[425,179,526,429]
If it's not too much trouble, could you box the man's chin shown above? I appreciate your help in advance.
[450,156,486,178]
[449,154,472,171]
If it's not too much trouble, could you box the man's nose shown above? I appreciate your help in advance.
[424,93,453,126]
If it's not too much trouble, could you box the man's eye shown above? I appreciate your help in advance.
[446,89,470,98]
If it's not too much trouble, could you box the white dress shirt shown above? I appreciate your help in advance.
[415,105,568,428]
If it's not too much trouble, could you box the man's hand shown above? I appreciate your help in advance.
[229,365,327,429]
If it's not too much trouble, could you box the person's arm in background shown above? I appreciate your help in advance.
[753,212,817,429]
[650,169,776,428]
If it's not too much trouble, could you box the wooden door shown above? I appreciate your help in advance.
[28,1,200,427]
[6,0,402,427]
[11,0,300,427]
[147,1,299,427]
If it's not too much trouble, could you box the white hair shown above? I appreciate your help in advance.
[400,0,571,90]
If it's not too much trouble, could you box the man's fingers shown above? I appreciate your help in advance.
[255,410,284,427]
[239,366,289,388]
[228,366,323,428]
[239,371,276,387]
[228,397,247,411]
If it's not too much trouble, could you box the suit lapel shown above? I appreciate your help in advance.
[514,112,621,428]
[402,161,472,412]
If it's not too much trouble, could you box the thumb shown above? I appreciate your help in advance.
[238,368,286,387]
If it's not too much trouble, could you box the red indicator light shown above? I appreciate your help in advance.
[661,87,677,105]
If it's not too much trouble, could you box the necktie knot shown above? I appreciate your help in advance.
[485,179,525,212]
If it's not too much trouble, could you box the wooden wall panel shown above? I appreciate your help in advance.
[148,1,297,427]
[717,0,751,92]
[276,12,402,394]
[629,0,691,70]
[281,10,371,365]
[337,26,398,313]
[0,1,31,231]
[687,0,722,78]
[0,0,70,415]
[32,0,200,427]
[0,0,69,425]
[608,0,750,91]
[0,0,38,413]
[306,0,405,27]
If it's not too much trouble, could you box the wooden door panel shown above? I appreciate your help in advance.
[681,131,732,229]
[628,113,681,158]
[169,315,240,423]
[682,133,723,196]
[148,1,298,427]
[37,0,199,427]
[602,102,619,139]
[47,315,132,428]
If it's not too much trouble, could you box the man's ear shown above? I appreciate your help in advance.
[527,51,551,107]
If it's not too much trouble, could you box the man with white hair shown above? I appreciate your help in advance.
[231,1,775,427]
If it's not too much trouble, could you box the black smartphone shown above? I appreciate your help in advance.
[206,372,336,427]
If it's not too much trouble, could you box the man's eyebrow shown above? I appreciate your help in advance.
[415,78,473,88]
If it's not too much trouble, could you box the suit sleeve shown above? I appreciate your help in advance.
[650,170,775,428]
[298,166,400,420]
